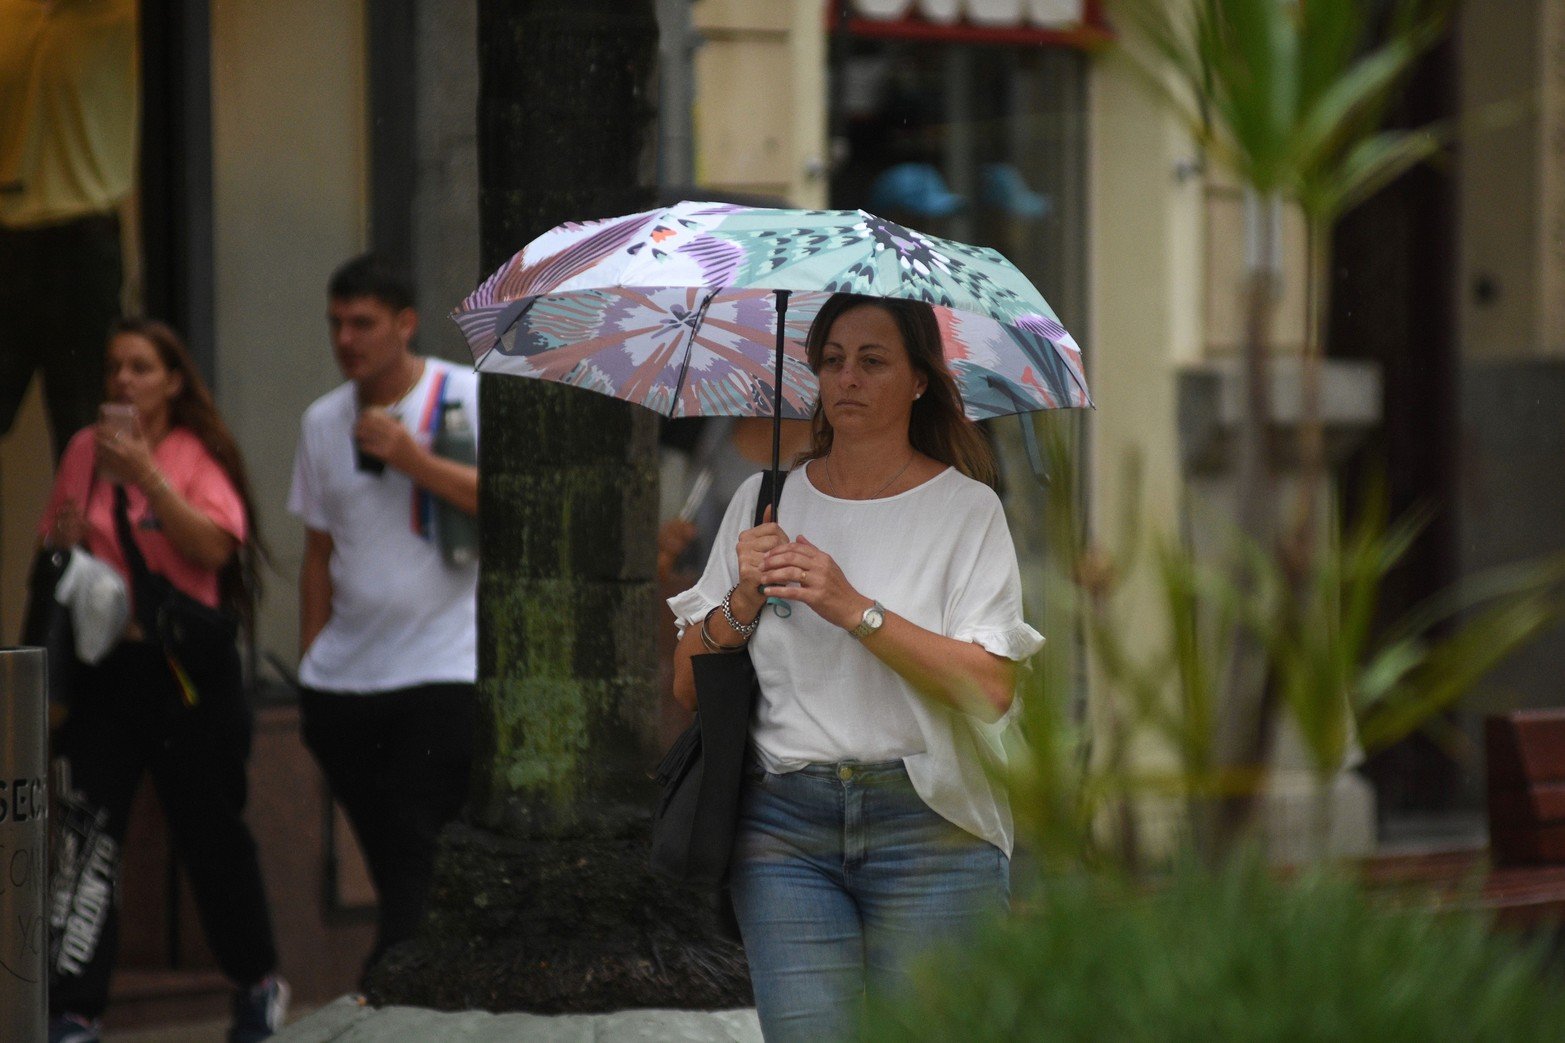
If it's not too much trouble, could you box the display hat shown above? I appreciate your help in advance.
[869,162,965,218]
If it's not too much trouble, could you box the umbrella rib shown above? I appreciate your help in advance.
[667,287,719,413]
[620,331,693,405]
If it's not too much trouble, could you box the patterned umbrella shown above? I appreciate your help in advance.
[453,201,1092,427]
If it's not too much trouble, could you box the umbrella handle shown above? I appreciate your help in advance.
[771,289,791,520]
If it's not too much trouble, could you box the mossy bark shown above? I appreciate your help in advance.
[471,380,662,836]
[369,0,751,1011]
[473,0,660,835]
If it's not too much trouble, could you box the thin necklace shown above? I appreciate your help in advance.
[824,450,914,500]
[361,359,424,412]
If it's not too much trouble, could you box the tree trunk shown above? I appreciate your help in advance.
[1289,216,1332,574]
[367,0,750,1011]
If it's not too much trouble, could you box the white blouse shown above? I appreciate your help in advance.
[669,464,1043,855]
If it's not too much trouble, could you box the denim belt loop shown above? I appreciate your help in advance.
[842,764,866,867]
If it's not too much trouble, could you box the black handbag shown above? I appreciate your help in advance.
[21,546,77,702]
[111,485,238,680]
[650,470,785,887]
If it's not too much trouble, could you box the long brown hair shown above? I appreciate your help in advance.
[797,294,996,486]
[109,318,268,627]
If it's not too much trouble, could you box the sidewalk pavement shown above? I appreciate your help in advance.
[271,997,762,1042]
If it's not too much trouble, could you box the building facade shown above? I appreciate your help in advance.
[5,0,1564,1020]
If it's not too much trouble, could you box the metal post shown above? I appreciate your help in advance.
[0,647,48,1041]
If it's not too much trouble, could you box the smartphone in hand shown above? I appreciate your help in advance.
[100,403,138,440]
[98,404,140,484]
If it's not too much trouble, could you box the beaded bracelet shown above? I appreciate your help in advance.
[720,584,762,639]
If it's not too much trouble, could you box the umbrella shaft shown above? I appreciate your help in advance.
[772,289,791,520]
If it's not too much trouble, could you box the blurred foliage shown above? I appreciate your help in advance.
[1109,0,1449,221]
[863,856,1565,1043]
[1098,0,1462,833]
[1007,419,1565,866]
[883,5,1565,1034]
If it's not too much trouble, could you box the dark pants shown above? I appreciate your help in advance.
[0,213,123,459]
[299,682,476,979]
[50,641,279,1019]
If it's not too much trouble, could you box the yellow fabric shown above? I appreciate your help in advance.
[0,0,138,229]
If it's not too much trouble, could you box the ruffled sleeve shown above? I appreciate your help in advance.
[952,622,1044,662]
[945,489,1044,662]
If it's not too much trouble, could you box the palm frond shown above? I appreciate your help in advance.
[1358,594,1560,751]
[1292,37,1424,182]
[1315,126,1445,217]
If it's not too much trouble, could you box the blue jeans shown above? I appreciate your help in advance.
[729,760,1009,1043]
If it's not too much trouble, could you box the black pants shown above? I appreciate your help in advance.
[299,682,476,979]
[50,641,278,1019]
[0,213,123,459]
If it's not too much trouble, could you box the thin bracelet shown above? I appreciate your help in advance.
[721,584,762,639]
[700,609,747,653]
[140,469,171,496]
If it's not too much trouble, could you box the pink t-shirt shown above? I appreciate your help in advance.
[40,426,248,609]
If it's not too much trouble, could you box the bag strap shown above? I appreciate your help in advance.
[111,485,162,633]
[754,468,787,528]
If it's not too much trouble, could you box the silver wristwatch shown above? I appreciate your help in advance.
[850,600,886,639]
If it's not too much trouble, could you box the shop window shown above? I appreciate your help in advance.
[828,36,1088,620]
[830,38,1085,349]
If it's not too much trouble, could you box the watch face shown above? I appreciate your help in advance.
[864,605,884,629]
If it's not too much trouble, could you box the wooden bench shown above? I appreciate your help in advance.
[1487,709,1565,864]
[1361,847,1565,930]
[1357,711,1565,931]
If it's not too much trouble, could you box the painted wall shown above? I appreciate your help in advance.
[209,0,368,663]
[0,387,52,643]
[1455,1,1565,720]
[692,0,828,206]
[1087,47,1202,566]
[1458,0,1545,360]
[411,1,480,365]
[1085,47,1206,846]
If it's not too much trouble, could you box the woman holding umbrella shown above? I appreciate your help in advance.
[670,292,1042,1042]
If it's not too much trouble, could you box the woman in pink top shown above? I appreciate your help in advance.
[40,320,287,1043]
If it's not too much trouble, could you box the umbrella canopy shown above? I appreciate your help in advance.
[453,201,1091,422]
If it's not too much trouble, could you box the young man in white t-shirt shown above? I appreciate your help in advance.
[288,254,480,980]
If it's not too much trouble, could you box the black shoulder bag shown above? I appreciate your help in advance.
[650,470,785,886]
[112,484,238,682]
[21,546,78,702]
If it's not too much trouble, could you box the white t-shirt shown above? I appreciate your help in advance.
[288,357,479,692]
[669,465,1044,855]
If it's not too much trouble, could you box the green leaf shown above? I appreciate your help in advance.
[1293,38,1423,179]
[1378,550,1565,649]
[1358,594,1560,751]
[1296,0,1365,111]
[1312,127,1445,218]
